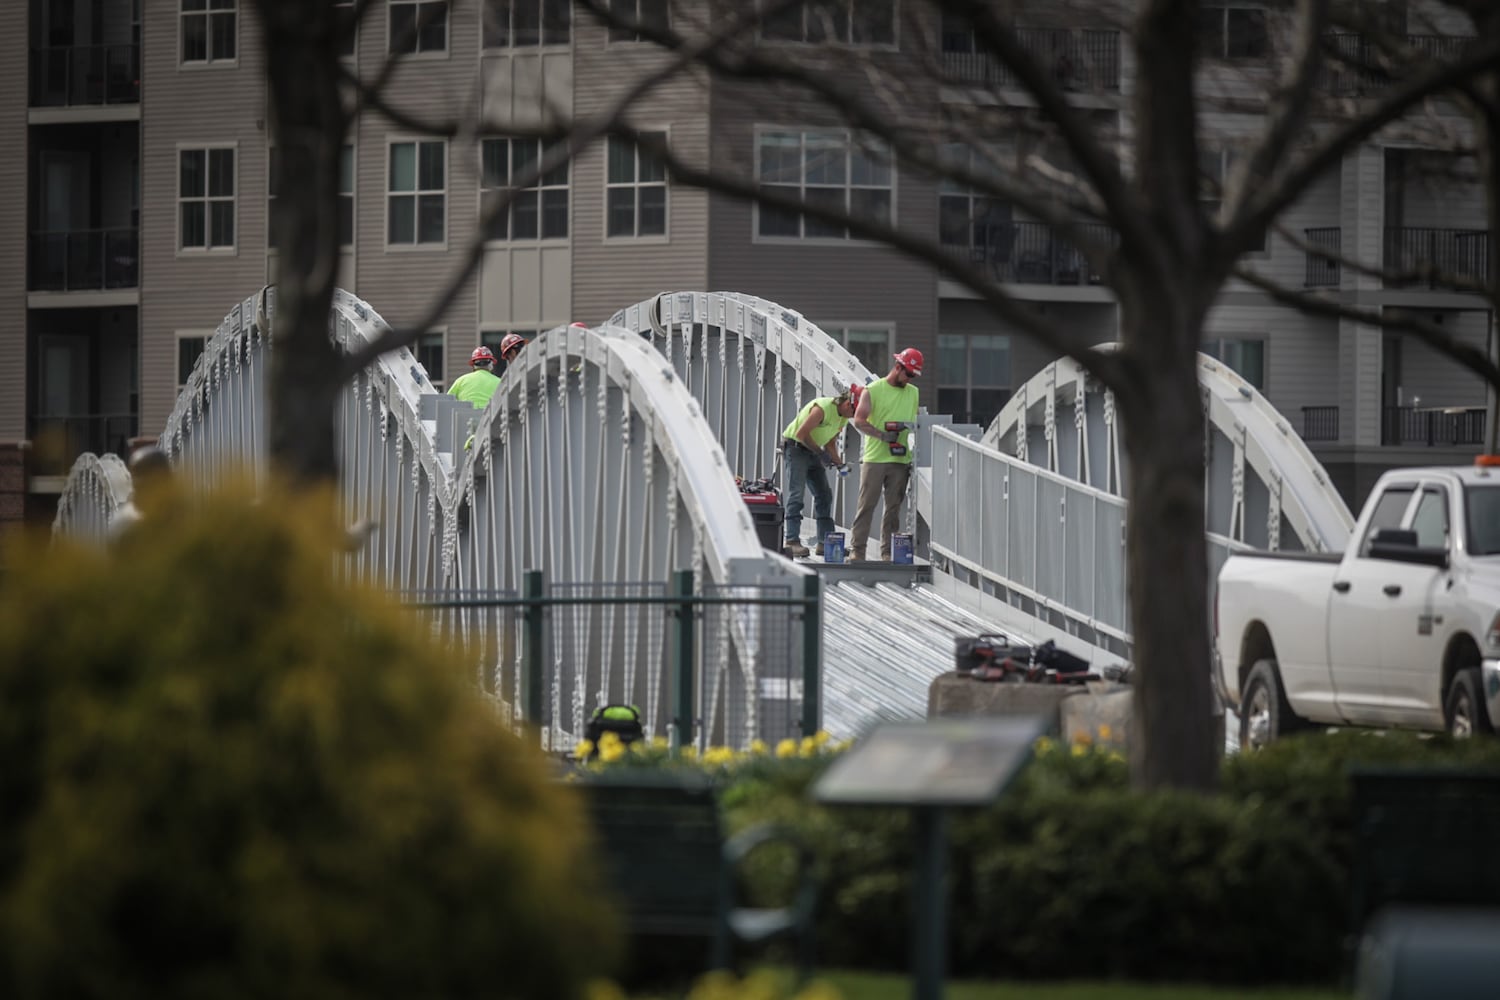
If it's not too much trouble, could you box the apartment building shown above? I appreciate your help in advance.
[0,0,1491,526]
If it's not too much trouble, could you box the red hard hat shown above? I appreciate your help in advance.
[569,321,589,329]
[894,348,924,377]
[499,333,526,356]
[470,345,497,366]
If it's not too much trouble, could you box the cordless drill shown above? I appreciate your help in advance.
[883,421,914,457]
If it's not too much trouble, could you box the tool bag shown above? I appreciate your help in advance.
[954,634,1029,675]
[583,704,645,755]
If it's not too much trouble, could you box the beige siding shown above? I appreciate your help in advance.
[350,0,481,381]
[138,0,268,432]
[570,13,710,325]
[706,78,938,387]
[0,1,24,439]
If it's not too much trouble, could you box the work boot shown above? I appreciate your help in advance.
[783,541,810,559]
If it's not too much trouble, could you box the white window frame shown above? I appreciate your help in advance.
[604,131,669,241]
[607,0,669,43]
[757,0,898,48]
[180,0,238,67]
[388,0,450,57]
[481,0,571,49]
[177,143,238,254]
[479,137,570,243]
[820,323,894,377]
[1203,335,1267,391]
[176,331,210,391]
[753,127,895,244]
[386,137,447,250]
[417,328,448,390]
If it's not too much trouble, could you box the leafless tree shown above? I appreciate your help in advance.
[249,0,1500,791]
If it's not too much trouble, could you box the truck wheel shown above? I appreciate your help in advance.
[1444,667,1493,738]
[1240,659,1306,751]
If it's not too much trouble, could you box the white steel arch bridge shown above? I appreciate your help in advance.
[53,286,1355,746]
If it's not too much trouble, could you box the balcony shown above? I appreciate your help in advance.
[29,229,140,292]
[1323,33,1478,97]
[1303,227,1341,287]
[1382,406,1486,447]
[1383,227,1488,289]
[941,28,1121,92]
[945,221,1110,286]
[30,44,140,107]
[1301,405,1340,442]
[27,412,138,477]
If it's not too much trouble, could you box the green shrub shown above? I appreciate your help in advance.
[0,481,619,1000]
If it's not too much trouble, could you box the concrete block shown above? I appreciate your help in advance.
[1060,682,1132,748]
[927,672,1076,732]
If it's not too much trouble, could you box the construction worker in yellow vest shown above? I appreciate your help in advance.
[448,334,526,408]
[851,347,921,561]
[780,385,860,558]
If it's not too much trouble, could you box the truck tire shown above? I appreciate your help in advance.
[1444,667,1494,738]
[1240,659,1307,750]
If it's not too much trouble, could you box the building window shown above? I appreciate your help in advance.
[1203,337,1266,390]
[937,144,1012,254]
[1196,5,1269,60]
[334,0,356,56]
[483,0,571,47]
[1199,147,1265,251]
[182,0,237,64]
[481,138,569,241]
[417,331,446,389]
[937,333,1012,427]
[821,325,892,377]
[760,0,895,46]
[756,129,892,240]
[179,147,236,251]
[606,134,668,238]
[268,145,353,249]
[177,334,208,390]
[389,0,448,54]
[609,0,669,41]
[388,140,446,245]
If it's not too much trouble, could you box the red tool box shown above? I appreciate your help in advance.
[736,476,783,551]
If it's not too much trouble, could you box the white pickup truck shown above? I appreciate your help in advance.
[1215,461,1500,749]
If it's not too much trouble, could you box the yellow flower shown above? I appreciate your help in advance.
[1097,724,1113,742]
[1071,742,1087,758]
[1033,736,1055,756]
[749,738,769,755]
[813,730,831,745]
[799,737,817,757]
[650,736,669,750]
[598,730,623,751]
[600,741,626,763]
[704,746,735,767]
[775,738,798,758]
[573,739,595,760]
[680,745,698,760]
[1108,750,1125,763]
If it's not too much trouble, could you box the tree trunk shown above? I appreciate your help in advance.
[257,0,346,485]
[1117,336,1220,791]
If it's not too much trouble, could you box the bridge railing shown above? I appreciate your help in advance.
[926,424,1249,658]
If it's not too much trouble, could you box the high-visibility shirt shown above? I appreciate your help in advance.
[859,377,919,465]
[782,397,848,450]
[448,369,501,407]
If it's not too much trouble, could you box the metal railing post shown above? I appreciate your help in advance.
[669,568,695,754]
[522,569,545,737]
[800,572,822,738]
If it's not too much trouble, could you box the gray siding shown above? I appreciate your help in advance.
[349,0,481,384]
[1398,310,1489,409]
[1203,303,1338,425]
[138,0,268,432]
[938,300,1117,391]
[0,2,24,440]
[570,15,709,325]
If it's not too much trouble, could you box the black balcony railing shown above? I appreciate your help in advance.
[1304,227,1341,287]
[1381,406,1486,447]
[29,229,140,292]
[1301,405,1340,442]
[1322,33,1478,96]
[1383,227,1489,289]
[946,220,1111,286]
[27,413,138,476]
[30,44,140,106]
[942,28,1121,92]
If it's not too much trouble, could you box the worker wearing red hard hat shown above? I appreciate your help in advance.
[448,334,527,408]
[850,347,922,561]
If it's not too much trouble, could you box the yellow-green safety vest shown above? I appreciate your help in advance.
[448,369,501,407]
[782,397,848,450]
[859,377,919,465]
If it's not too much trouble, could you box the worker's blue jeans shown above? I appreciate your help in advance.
[783,441,834,548]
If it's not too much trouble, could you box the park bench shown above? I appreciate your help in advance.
[577,769,818,980]
[1347,766,1500,999]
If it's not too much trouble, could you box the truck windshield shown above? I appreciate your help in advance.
[1468,486,1500,555]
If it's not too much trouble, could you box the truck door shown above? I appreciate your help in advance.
[1381,483,1452,726]
[1328,484,1417,720]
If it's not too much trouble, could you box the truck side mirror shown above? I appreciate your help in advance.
[1368,527,1449,569]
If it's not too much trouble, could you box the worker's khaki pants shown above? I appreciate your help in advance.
[850,461,912,561]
